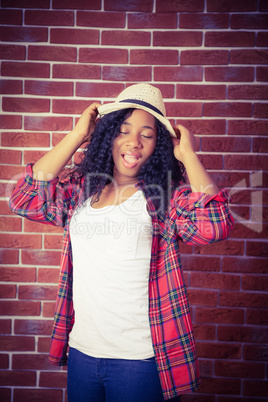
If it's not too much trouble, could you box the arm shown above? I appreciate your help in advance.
[33,102,100,181]
[172,124,219,195]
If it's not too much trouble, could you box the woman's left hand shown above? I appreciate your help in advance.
[171,124,196,164]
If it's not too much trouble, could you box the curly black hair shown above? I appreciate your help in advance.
[73,108,185,216]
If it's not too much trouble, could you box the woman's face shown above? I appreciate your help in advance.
[112,109,157,184]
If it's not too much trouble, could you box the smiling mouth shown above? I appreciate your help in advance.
[122,153,141,168]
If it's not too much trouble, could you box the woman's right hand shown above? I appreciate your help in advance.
[72,102,101,144]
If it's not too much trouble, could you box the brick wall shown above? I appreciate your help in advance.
[0,0,267,401]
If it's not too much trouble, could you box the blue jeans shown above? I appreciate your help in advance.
[67,347,181,402]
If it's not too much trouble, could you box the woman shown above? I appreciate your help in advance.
[10,84,233,401]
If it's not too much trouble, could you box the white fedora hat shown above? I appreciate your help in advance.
[97,83,176,137]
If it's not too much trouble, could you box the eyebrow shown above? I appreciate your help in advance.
[121,122,156,132]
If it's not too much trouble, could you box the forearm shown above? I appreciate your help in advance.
[183,152,219,195]
[33,130,83,181]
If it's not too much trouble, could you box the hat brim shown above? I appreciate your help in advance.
[98,102,176,137]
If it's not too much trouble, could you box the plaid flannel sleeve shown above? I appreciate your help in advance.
[170,186,234,245]
[9,164,79,227]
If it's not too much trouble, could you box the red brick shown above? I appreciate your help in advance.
[22,250,61,266]
[53,63,101,79]
[0,26,47,42]
[244,345,268,361]
[130,49,178,65]
[156,0,204,12]
[242,275,268,292]
[198,154,223,170]
[76,82,124,98]
[202,136,251,153]
[37,337,51,353]
[43,302,56,317]
[191,273,240,290]
[2,0,50,8]
[260,0,268,11]
[195,240,244,256]
[193,324,216,340]
[38,268,60,283]
[18,285,57,301]
[229,85,268,100]
[206,31,255,47]
[0,80,23,94]
[78,11,125,27]
[0,335,35,351]
[52,0,101,9]
[25,80,73,97]
[177,84,226,100]
[14,319,53,335]
[218,325,268,344]
[0,300,41,316]
[205,102,252,117]
[0,354,9,369]
[50,28,99,44]
[0,250,19,264]
[0,233,42,249]
[181,50,228,65]
[2,131,50,148]
[0,150,22,165]
[215,360,265,379]
[154,66,202,82]
[231,14,268,29]
[225,155,267,171]
[0,267,36,282]
[0,320,11,334]
[230,222,267,239]
[253,137,268,153]
[243,380,268,397]
[102,30,150,46]
[180,13,228,29]
[247,309,268,326]
[2,97,50,113]
[39,371,67,388]
[0,216,22,232]
[14,388,63,402]
[247,241,268,257]
[12,353,59,370]
[207,0,257,11]
[165,102,202,118]
[105,0,153,12]
[79,48,127,64]
[24,220,63,234]
[153,31,202,47]
[195,307,244,324]
[1,61,50,78]
[176,119,226,135]
[219,291,268,308]
[128,12,177,29]
[0,44,25,60]
[0,284,16,299]
[230,49,268,65]
[0,370,36,386]
[256,67,268,82]
[102,66,151,81]
[28,45,76,62]
[24,116,72,131]
[0,115,22,129]
[52,99,92,115]
[196,342,241,359]
[199,377,241,395]
[187,289,217,306]
[256,32,268,47]
[228,119,268,135]
[223,257,267,274]
[0,165,24,181]
[25,10,74,26]
[44,235,63,250]
[181,255,220,272]
[253,103,268,118]
[205,66,254,82]
[0,9,22,25]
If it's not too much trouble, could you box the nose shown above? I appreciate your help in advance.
[126,132,142,148]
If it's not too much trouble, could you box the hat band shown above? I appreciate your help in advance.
[119,99,164,117]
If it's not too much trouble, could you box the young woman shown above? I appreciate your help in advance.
[10,84,233,401]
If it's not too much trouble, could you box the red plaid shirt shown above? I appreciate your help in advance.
[10,164,233,400]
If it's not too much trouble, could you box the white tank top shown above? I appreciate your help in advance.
[69,190,154,359]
